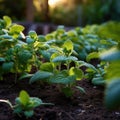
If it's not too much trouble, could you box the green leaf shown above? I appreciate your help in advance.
[40,62,53,72]
[15,98,21,104]
[2,62,14,72]
[19,73,33,80]
[76,86,86,94]
[38,35,46,42]
[52,55,78,63]
[63,40,73,53]
[86,52,99,62]
[52,56,67,63]
[18,50,32,63]
[46,39,56,44]
[0,57,5,63]
[9,24,24,33]
[29,97,53,108]
[26,37,34,44]
[24,110,34,118]
[104,78,120,109]
[3,16,12,28]
[19,90,30,106]
[0,34,12,39]
[50,52,61,61]
[69,67,83,80]
[0,39,13,46]
[0,19,5,29]
[41,50,51,61]
[66,56,78,61]
[29,31,37,39]
[100,48,120,61]
[13,105,22,113]
[45,34,53,40]
[78,61,98,72]
[27,97,53,111]
[92,77,105,86]
[49,71,76,84]
[78,49,87,60]
[67,30,77,37]
[29,97,43,107]
[29,71,53,83]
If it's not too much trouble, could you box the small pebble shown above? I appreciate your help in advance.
[115,112,120,115]
[93,86,97,89]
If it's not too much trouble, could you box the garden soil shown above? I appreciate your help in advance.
[0,73,120,120]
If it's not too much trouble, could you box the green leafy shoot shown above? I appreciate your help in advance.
[9,24,24,34]
[86,52,99,62]
[62,40,73,56]
[3,16,12,28]
[69,67,83,80]
[76,86,86,94]
[9,24,25,38]
[28,31,37,39]
[19,73,33,81]
[19,90,30,106]
[29,71,53,84]
[0,90,53,118]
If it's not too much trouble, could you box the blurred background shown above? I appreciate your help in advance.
[0,0,120,33]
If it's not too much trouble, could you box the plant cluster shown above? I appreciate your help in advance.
[0,16,120,117]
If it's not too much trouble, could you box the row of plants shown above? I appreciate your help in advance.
[0,16,120,117]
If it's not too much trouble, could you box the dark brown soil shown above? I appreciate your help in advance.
[0,73,120,120]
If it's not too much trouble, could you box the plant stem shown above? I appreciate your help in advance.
[67,61,70,70]
[58,63,61,71]
[0,99,13,109]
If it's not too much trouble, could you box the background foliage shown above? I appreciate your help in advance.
[0,0,120,26]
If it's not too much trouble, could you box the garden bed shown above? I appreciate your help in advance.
[0,74,120,120]
[0,16,120,120]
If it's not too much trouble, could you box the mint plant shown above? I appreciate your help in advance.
[0,90,53,118]
[28,39,85,97]
[0,16,40,81]
[0,16,26,80]
[84,52,106,86]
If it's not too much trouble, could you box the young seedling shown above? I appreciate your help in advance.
[0,90,53,118]
[29,40,85,97]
